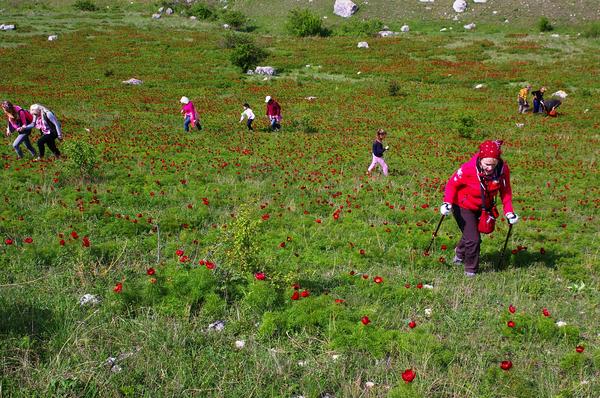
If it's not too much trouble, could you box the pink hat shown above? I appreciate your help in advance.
[478,140,503,159]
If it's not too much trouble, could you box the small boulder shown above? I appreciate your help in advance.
[0,24,15,30]
[357,41,369,48]
[254,66,276,76]
[79,294,100,306]
[474,83,485,89]
[223,23,230,29]
[473,0,487,2]
[151,13,161,19]
[464,22,476,30]
[48,35,58,41]
[122,78,143,85]
[400,24,410,32]
[453,0,467,13]
[378,30,398,37]
[419,0,434,2]
[165,7,173,15]
[305,96,317,101]
[552,90,568,99]
[333,0,358,18]
[158,6,164,13]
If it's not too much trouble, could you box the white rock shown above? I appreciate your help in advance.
[357,71,361,74]
[208,320,226,331]
[333,0,358,18]
[424,308,432,316]
[552,90,568,99]
[357,41,369,48]
[254,66,276,76]
[152,13,161,19]
[262,77,268,81]
[297,360,307,366]
[464,23,476,30]
[331,354,341,360]
[223,23,230,29]
[453,0,467,13]
[79,294,100,306]
[474,83,484,89]
[378,30,399,37]
[492,10,497,14]
[400,25,410,32]
[440,27,447,32]
[190,16,197,20]
[305,96,317,101]
[551,33,560,37]
[0,24,15,30]
[515,123,524,128]
[419,0,434,2]
[365,382,375,388]
[48,35,58,41]
[473,0,487,3]
[556,321,567,327]
[122,78,143,85]
[423,284,434,289]
[234,340,245,349]
[165,7,173,15]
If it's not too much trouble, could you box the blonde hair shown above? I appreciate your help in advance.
[30,104,49,116]
[376,128,387,136]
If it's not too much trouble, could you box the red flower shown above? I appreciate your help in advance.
[349,270,355,276]
[147,268,156,276]
[404,283,411,288]
[441,245,447,250]
[82,236,90,247]
[335,299,345,304]
[59,239,66,246]
[540,248,546,255]
[205,261,215,269]
[373,276,383,284]
[401,369,416,383]
[511,249,518,255]
[292,283,301,290]
[300,290,310,298]
[198,259,206,266]
[542,308,551,317]
[416,283,423,289]
[423,250,430,256]
[508,304,516,314]
[291,291,300,300]
[175,249,184,256]
[71,231,79,239]
[507,320,515,328]
[4,238,13,245]
[408,320,417,329]
[362,274,369,280]
[315,219,322,224]
[179,255,189,263]
[576,345,584,353]
[23,237,33,244]
[361,316,370,325]
[500,360,512,371]
[261,213,270,221]
[113,282,123,293]
[359,249,365,255]
[279,242,286,248]
[254,272,265,280]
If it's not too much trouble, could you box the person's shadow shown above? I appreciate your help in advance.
[0,301,57,344]
[481,248,567,272]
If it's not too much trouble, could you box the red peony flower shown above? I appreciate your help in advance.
[373,276,383,284]
[401,369,416,383]
[576,345,584,353]
[349,270,356,276]
[291,291,300,300]
[361,316,370,325]
[508,304,516,314]
[59,239,66,246]
[254,272,265,280]
[335,299,345,304]
[5,238,13,245]
[315,219,322,223]
[408,320,417,329]
[82,236,90,247]
[416,283,423,289]
[261,213,270,221]
[500,360,512,371]
[362,274,369,279]
[292,283,301,290]
[205,261,215,269]
[542,308,551,317]
[71,231,79,239]
[441,245,447,250]
[279,242,286,248]
[23,237,33,244]
[179,255,189,263]
[404,283,411,288]
[423,250,430,256]
[175,249,184,256]
[359,249,365,255]
[507,320,515,328]
[113,282,123,293]
[147,268,156,276]
[300,290,310,298]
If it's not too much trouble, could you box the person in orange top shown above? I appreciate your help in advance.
[517,85,531,114]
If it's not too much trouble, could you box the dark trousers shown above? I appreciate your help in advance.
[452,205,481,273]
[247,118,254,131]
[37,133,60,158]
[533,99,543,113]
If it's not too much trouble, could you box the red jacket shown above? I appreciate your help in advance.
[443,155,514,214]
[266,100,281,117]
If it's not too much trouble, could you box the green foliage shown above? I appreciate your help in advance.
[73,0,98,11]
[290,116,319,134]
[285,8,326,37]
[538,17,554,32]
[185,2,216,20]
[335,19,384,37]
[559,352,585,373]
[220,31,253,49]
[559,263,589,283]
[453,112,477,139]
[229,43,268,72]
[388,80,401,97]
[582,22,600,38]
[221,10,248,31]
[63,140,98,181]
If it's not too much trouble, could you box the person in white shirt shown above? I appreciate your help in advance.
[239,103,255,131]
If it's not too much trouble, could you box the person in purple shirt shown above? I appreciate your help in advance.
[19,104,62,160]
[2,100,37,159]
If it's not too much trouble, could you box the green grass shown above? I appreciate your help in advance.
[0,6,599,398]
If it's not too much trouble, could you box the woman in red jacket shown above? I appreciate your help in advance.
[439,140,519,276]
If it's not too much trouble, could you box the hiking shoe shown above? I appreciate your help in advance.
[464,272,476,278]
[453,255,463,265]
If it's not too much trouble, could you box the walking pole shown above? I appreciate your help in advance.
[496,223,514,269]
[425,215,446,254]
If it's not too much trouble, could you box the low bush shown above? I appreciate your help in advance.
[73,0,98,11]
[285,8,326,37]
[229,43,268,72]
[538,17,554,32]
[63,141,98,181]
[453,112,477,139]
[221,10,248,31]
[185,2,217,20]
[582,22,600,38]
[336,19,384,37]
[220,31,254,49]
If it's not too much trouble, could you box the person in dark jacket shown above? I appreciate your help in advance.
[531,87,546,113]
[19,104,63,160]
[367,129,389,176]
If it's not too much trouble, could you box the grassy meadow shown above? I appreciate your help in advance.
[0,1,599,397]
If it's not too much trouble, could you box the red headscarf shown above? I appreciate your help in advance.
[478,140,503,159]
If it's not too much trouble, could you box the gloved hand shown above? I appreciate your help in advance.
[440,202,452,216]
[506,212,519,225]
[385,145,389,150]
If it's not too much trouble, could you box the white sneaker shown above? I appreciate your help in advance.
[464,272,476,277]
[453,255,463,265]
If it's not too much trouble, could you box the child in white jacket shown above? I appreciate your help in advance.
[239,103,255,131]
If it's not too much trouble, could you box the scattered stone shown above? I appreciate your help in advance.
[234,340,245,349]
[551,33,560,38]
[424,308,433,316]
[552,90,568,99]
[400,24,410,32]
[122,78,143,85]
[297,360,307,366]
[190,16,197,20]
[464,22,476,30]
[48,35,58,41]
[333,0,358,18]
[378,30,399,37]
[474,83,484,89]
[165,7,173,15]
[331,354,341,360]
[365,382,375,389]
[152,13,161,19]
[423,284,434,289]
[223,23,230,29]
[105,347,141,373]
[419,0,434,2]
[515,123,524,128]
[305,96,317,101]
[453,0,467,13]
[473,0,487,2]
[0,24,15,30]
[357,41,369,48]
[251,66,276,76]
[79,294,100,306]
[208,320,226,331]
[556,321,567,327]
[440,27,447,32]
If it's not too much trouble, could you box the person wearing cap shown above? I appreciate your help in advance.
[265,96,281,131]
[180,96,201,132]
[517,85,531,114]
[439,140,519,276]
[531,86,546,113]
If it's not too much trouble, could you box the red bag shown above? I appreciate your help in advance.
[548,109,557,117]
[478,206,499,234]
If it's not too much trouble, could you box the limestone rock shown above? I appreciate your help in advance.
[334,0,358,18]
[357,41,369,48]
[400,24,410,32]
[453,0,467,13]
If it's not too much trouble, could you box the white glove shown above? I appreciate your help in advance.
[440,202,452,216]
[506,212,519,225]
[385,145,389,150]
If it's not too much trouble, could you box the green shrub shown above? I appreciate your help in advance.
[582,22,600,38]
[186,2,216,20]
[453,112,477,139]
[73,0,98,11]
[229,43,268,72]
[559,263,589,283]
[290,116,319,134]
[220,31,254,49]
[63,141,98,181]
[388,80,401,97]
[285,8,325,37]
[559,352,585,373]
[221,10,248,31]
[336,19,384,37]
[538,17,554,32]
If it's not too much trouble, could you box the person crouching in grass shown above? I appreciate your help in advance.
[367,129,389,176]
[517,84,531,114]
[239,103,255,131]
